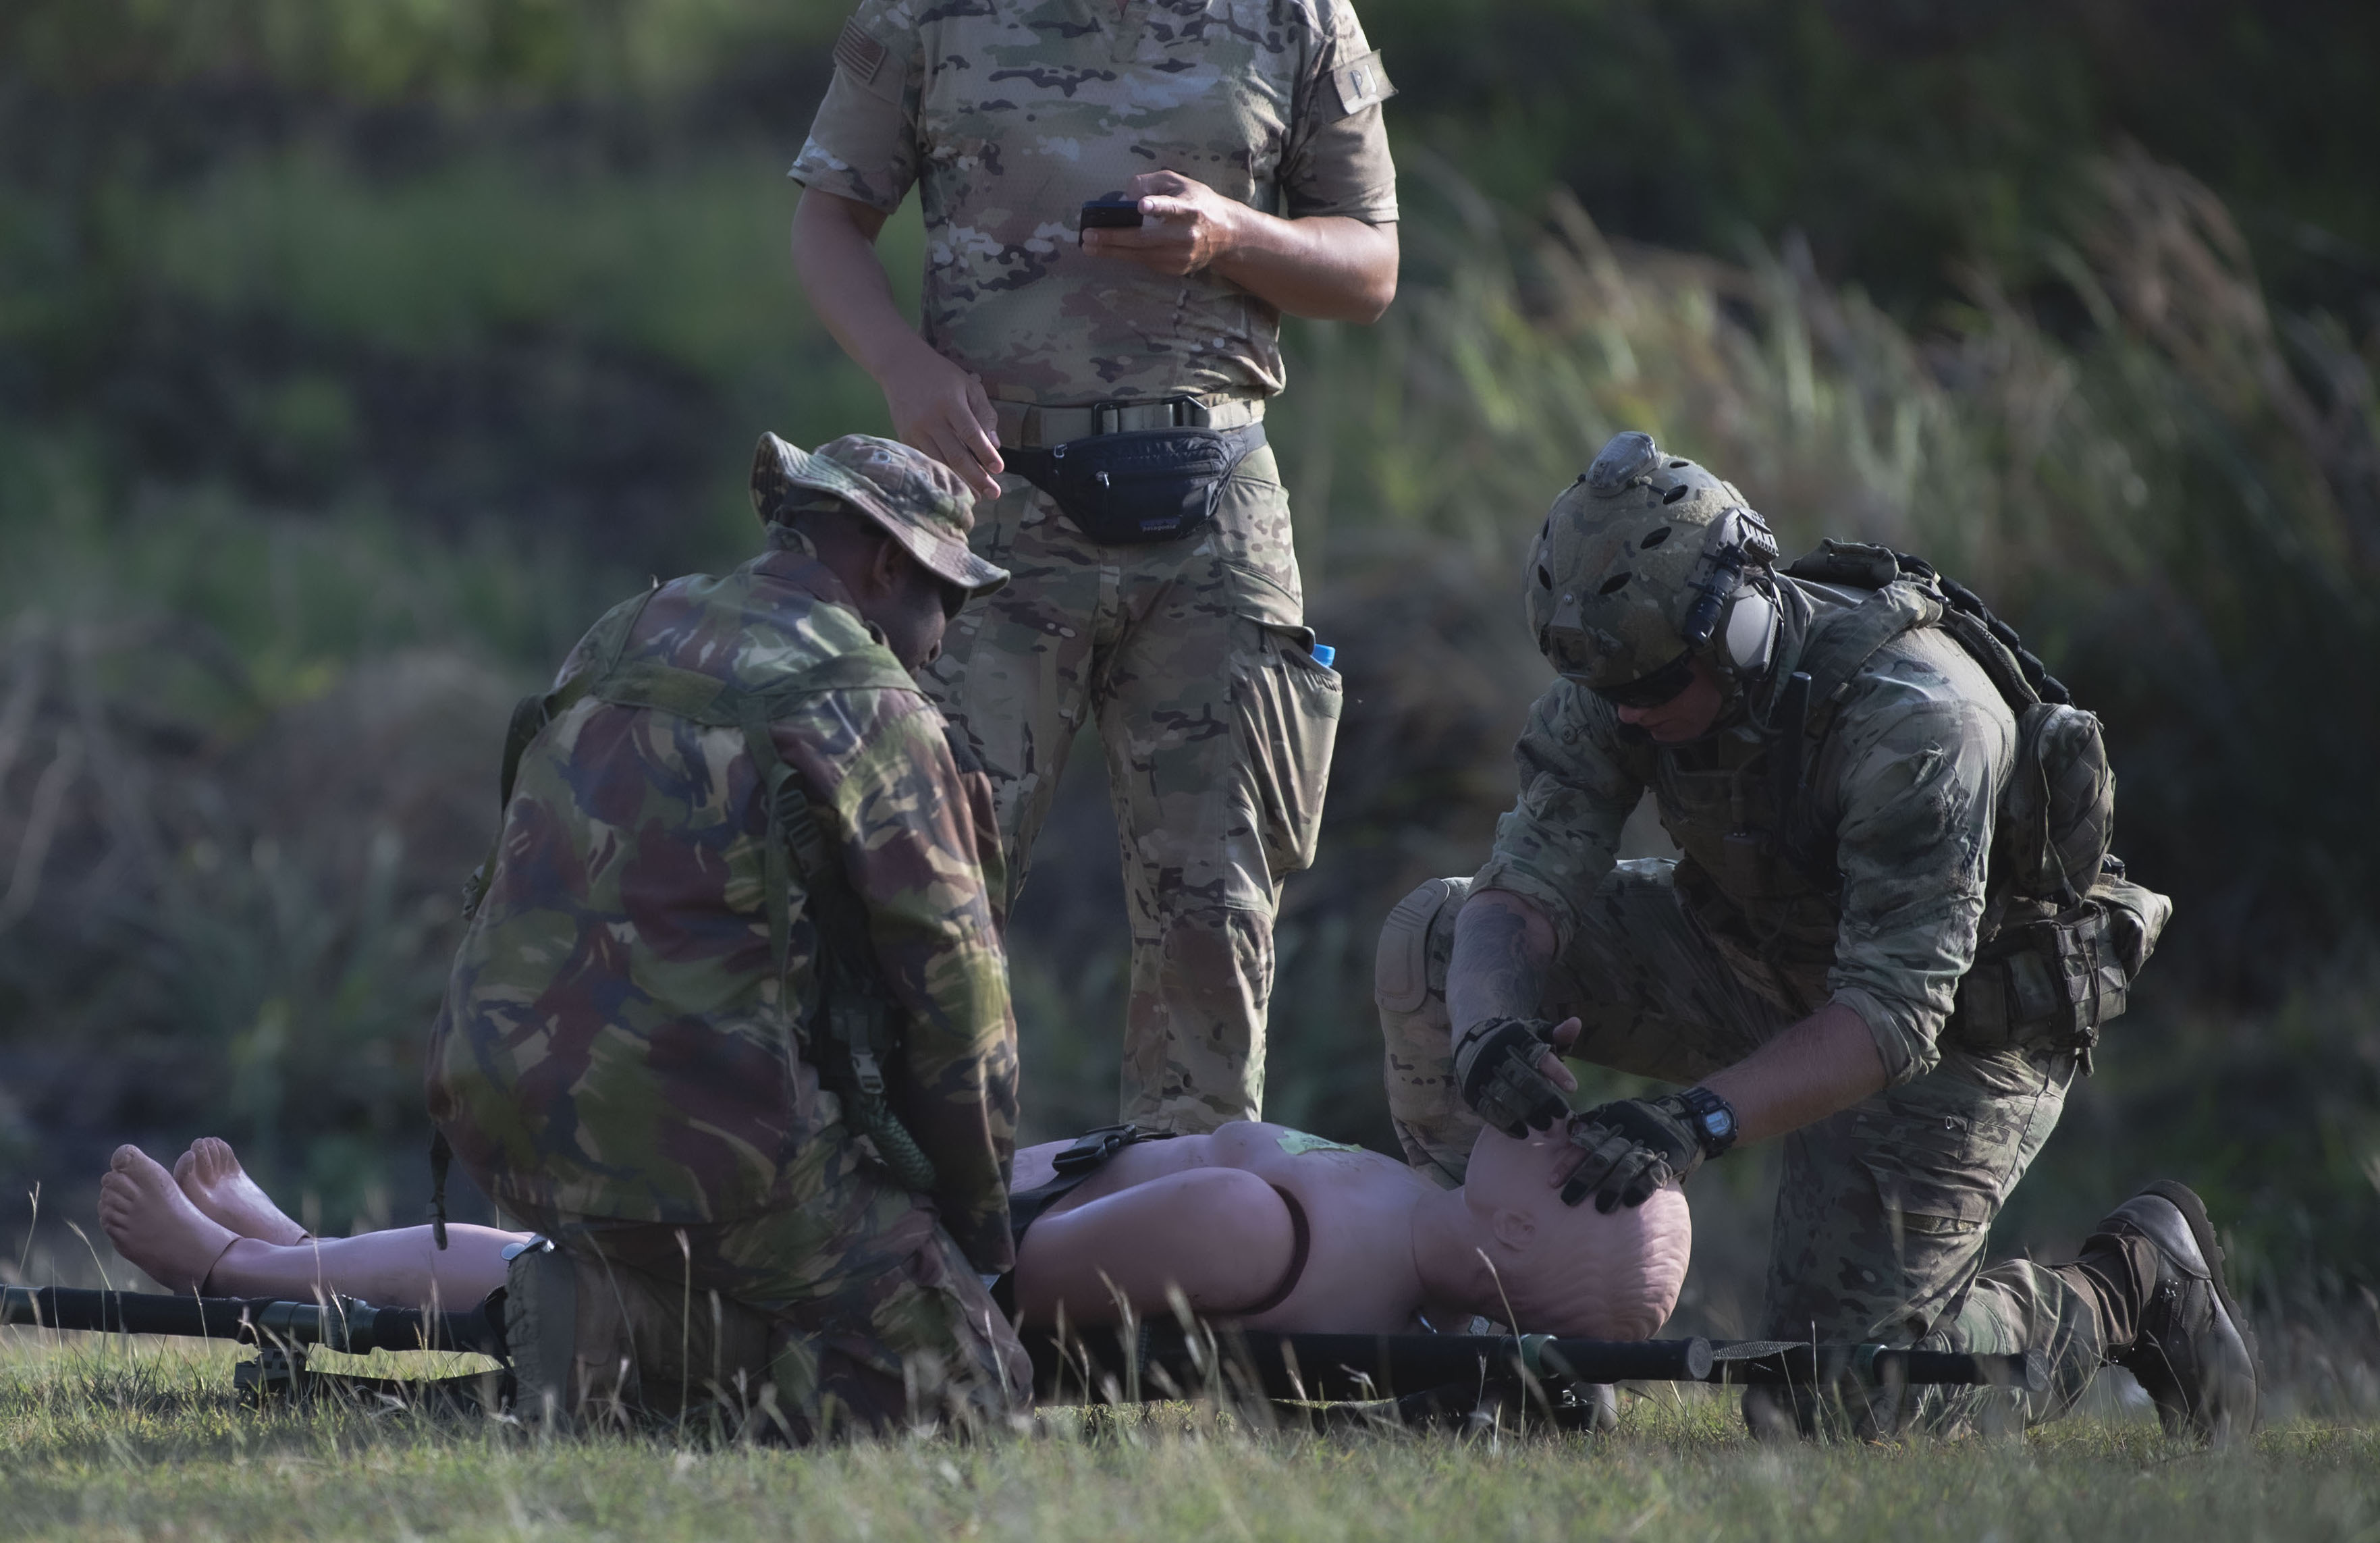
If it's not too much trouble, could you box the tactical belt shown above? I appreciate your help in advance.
[993,394,1264,450]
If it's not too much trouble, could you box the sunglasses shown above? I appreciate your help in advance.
[1581,649,1698,710]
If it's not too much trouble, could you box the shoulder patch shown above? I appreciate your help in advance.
[1332,49,1394,114]
[834,15,888,84]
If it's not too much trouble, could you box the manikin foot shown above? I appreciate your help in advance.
[97,1145,240,1295]
[173,1137,308,1246]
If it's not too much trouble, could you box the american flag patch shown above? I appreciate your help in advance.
[834,16,887,84]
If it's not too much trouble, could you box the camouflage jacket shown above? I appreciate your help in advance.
[790,0,1399,406]
[425,533,1021,1271]
[1475,578,2017,1086]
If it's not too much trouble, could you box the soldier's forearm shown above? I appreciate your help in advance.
[1445,889,1557,1033]
[1699,1000,1889,1145]
[1211,211,1399,323]
[790,188,932,383]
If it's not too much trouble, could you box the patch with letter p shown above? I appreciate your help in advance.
[1332,49,1395,115]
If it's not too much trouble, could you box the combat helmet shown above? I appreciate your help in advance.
[1524,431,1783,705]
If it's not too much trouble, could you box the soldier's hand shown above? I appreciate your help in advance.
[1554,1096,1704,1212]
[1452,1015,1580,1138]
[1081,170,1244,276]
[880,348,1004,504]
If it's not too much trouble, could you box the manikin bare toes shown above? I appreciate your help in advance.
[173,1137,308,1246]
[97,1145,240,1295]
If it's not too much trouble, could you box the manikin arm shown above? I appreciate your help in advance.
[1012,1168,1296,1327]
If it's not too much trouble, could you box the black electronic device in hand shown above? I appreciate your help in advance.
[1079,195,1145,229]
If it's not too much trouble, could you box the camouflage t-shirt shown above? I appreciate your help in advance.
[425,535,1021,1272]
[790,0,1399,405]
[1473,579,2018,1086]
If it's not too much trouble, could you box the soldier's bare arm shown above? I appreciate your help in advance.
[1446,891,1554,1027]
[1082,170,1398,323]
[1446,890,1581,1089]
[1695,1002,1888,1146]
[789,189,1004,502]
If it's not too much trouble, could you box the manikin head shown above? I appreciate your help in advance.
[1457,1126,1692,1340]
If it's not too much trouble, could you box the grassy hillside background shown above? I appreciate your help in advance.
[1,0,2375,1384]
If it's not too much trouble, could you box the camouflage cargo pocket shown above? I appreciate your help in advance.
[1230,614,1343,877]
[1850,1104,1997,1243]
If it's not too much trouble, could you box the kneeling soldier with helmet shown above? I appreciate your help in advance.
[427,433,1027,1438]
[1377,431,2259,1440]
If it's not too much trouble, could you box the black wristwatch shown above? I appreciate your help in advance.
[1676,1086,1739,1158]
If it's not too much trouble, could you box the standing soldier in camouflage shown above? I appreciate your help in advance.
[1376,431,2259,1440]
[427,434,1029,1438]
[787,0,1399,1133]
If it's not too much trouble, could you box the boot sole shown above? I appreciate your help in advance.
[2137,1179,2262,1440]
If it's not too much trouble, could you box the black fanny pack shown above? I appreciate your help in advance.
[1008,423,1266,545]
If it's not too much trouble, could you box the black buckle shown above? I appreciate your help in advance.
[1090,396,1204,435]
[1052,1122,1141,1176]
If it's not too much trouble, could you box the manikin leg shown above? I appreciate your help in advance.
[98,1143,517,1309]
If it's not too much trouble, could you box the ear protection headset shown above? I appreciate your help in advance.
[1679,505,1783,684]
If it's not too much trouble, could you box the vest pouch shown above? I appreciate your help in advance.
[1999,701,2116,903]
[1947,876,2170,1068]
[1010,424,1265,545]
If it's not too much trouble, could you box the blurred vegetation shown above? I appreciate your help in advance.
[1,0,2375,1348]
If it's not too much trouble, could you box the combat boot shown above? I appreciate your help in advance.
[2080,1180,2259,1443]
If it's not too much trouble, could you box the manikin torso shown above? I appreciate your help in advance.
[1011,1122,1457,1334]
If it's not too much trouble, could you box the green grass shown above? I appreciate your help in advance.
[5,1336,2379,1541]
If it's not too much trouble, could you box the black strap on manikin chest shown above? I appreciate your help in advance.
[1006,1125,1177,1243]
[991,1124,1177,1320]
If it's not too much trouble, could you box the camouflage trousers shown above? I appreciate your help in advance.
[510,1112,1029,1441]
[1377,863,2106,1434]
[923,444,1341,1132]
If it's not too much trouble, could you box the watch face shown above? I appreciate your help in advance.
[1703,1108,1734,1141]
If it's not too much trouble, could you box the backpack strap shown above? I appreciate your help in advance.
[1765,582,1943,884]
[576,632,935,1195]
[719,695,934,1195]
[460,589,661,920]
[456,579,939,1193]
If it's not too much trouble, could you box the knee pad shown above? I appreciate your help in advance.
[1375,875,1470,1014]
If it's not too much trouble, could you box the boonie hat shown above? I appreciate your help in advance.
[750,432,1009,599]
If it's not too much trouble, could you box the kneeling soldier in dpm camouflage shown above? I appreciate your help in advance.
[427,434,1028,1438]
[1377,431,2259,1440]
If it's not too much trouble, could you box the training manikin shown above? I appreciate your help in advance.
[99,1124,1689,1342]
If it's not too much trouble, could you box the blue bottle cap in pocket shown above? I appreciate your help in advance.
[1310,643,1336,669]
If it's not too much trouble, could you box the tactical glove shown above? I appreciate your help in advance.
[1453,1016,1572,1138]
[1560,1091,1731,1212]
